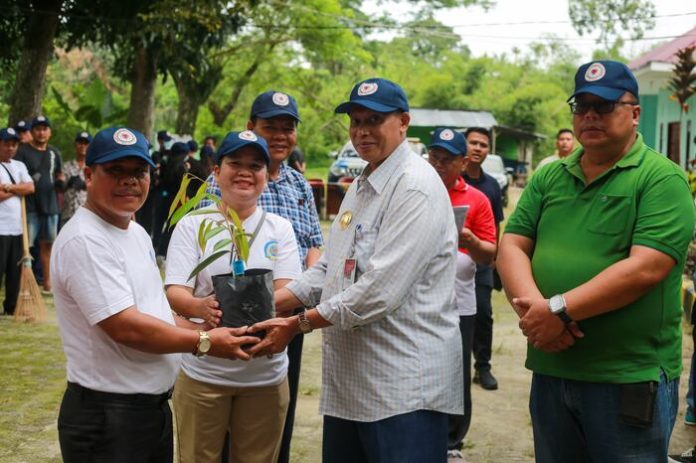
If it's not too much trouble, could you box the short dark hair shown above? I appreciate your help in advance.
[556,128,573,139]
[465,127,491,143]
[204,135,217,143]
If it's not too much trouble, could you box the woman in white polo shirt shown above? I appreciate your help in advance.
[164,131,301,463]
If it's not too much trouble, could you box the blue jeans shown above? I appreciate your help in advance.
[323,410,447,463]
[530,372,678,463]
[27,212,58,244]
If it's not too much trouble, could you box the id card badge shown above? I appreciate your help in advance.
[342,258,357,290]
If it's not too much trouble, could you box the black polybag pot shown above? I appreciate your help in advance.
[212,269,275,335]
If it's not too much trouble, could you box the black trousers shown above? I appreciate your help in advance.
[58,382,173,463]
[473,284,494,371]
[0,234,22,315]
[448,315,474,450]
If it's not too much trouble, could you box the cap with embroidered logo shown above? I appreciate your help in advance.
[0,127,20,142]
[30,115,51,129]
[86,127,155,167]
[75,131,92,143]
[428,128,467,156]
[335,78,409,114]
[568,60,639,103]
[215,130,270,165]
[250,90,300,121]
[14,120,29,133]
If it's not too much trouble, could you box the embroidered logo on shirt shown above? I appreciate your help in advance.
[113,128,137,145]
[357,82,378,96]
[584,63,606,82]
[239,131,258,141]
[272,92,290,106]
[264,240,279,260]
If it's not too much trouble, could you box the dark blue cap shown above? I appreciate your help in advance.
[86,127,155,168]
[75,131,92,143]
[215,130,270,165]
[200,145,214,158]
[335,78,409,114]
[428,128,467,156]
[250,90,300,121]
[14,120,29,132]
[157,130,172,142]
[30,115,51,129]
[187,139,198,152]
[568,60,639,103]
[0,127,20,142]
[170,141,189,157]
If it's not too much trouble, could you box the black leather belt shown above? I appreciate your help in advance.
[67,382,172,405]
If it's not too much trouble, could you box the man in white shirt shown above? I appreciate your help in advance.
[536,128,575,171]
[0,127,34,315]
[248,78,463,462]
[51,126,262,463]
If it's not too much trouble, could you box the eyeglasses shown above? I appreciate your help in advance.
[569,100,638,115]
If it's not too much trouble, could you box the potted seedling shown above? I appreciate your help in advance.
[166,173,274,331]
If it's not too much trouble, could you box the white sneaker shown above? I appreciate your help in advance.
[447,449,465,463]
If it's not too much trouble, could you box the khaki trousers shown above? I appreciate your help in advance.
[173,371,289,463]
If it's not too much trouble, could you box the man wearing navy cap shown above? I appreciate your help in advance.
[51,126,261,463]
[499,61,695,461]
[428,128,497,462]
[249,78,463,462]
[13,120,32,144]
[199,89,323,463]
[59,131,92,227]
[14,115,64,293]
[0,128,34,315]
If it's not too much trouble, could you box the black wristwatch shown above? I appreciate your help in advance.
[548,294,573,325]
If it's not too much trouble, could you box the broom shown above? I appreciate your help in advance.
[14,196,46,323]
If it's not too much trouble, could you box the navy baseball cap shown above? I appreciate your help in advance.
[335,78,409,114]
[14,120,29,132]
[75,131,92,143]
[250,90,301,121]
[429,128,467,156]
[215,130,270,166]
[0,127,20,142]
[170,141,189,157]
[187,139,198,152]
[86,127,155,168]
[568,60,639,103]
[30,115,51,129]
[156,130,172,142]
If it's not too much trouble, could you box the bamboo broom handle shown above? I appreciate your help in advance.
[21,196,30,259]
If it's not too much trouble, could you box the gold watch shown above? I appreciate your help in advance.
[194,331,211,357]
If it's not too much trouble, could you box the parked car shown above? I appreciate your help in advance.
[481,153,510,207]
[328,141,367,182]
[328,138,428,182]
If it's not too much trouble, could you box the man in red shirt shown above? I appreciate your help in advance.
[428,127,497,463]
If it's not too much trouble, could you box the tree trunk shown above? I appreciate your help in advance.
[8,0,62,126]
[127,44,158,140]
[173,77,201,136]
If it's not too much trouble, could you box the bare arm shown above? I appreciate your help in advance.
[497,233,543,317]
[98,306,260,360]
[305,247,322,269]
[563,245,674,321]
[459,228,496,265]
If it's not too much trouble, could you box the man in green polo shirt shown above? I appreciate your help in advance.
[498,60,695,462]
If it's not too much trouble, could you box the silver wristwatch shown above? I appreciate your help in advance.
[548,294,573,325]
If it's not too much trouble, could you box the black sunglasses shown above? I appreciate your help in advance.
[569,100,638,115]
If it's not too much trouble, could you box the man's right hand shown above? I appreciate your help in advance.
[206,326,260,361]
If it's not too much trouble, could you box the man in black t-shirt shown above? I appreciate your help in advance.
[463,127,504,392]
[14,115,64,292]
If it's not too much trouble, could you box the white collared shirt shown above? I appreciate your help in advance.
[287,140,463,421]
